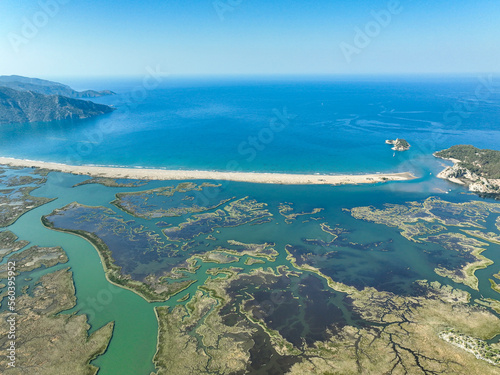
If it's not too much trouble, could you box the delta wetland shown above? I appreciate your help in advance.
[1,165,500,374]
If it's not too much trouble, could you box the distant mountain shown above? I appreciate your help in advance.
[0,75,115,98]
[0,86,115,124]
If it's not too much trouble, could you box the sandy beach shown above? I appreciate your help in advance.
[0,157,416,186]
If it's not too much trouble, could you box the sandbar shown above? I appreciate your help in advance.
[0,157,416,185]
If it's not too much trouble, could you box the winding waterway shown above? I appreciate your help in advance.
[3,158,500,374]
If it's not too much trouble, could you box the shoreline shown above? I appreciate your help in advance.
[0,157,416,186]
[433,151,500,195]
[433,152,467,184]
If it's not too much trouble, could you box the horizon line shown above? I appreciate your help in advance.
[6,72,499,82]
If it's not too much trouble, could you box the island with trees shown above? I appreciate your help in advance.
[386,138,411,151]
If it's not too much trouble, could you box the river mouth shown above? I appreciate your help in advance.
[2,158,500,373]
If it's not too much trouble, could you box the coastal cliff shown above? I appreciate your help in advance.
[0,75,115,98]
[0,86,115,124]
[434,145,500,196]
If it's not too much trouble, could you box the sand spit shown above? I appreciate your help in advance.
[0,157,416,186]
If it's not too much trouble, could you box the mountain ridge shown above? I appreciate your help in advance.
[0,75,116,98]
[0,86,115,124]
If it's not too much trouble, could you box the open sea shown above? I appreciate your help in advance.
[1,75,499,174]
[1,75,500,374]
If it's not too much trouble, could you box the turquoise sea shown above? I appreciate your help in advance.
[1,75,499,174]
[1,76,500,374]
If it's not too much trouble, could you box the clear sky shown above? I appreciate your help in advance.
[0,0,499,78]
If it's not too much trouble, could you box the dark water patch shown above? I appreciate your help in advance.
[155,221,172,228]
[298,275,347,345]
[218,275,302,374]
[221,312,239,327]
[162,198,271,241]
[248,288,302,346]
[246,326,301,375]
[341,239,395,252]
[288,244,420,295]
[225,271,352,348]
[113,183,232,219]
[302,238,336,248]
[423,243,475,273]
[364,269,417,295]
[225,273,303,345]
[43,204,215,279]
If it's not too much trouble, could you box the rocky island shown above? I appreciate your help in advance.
[385,138,410,151]
[434,145,500,196]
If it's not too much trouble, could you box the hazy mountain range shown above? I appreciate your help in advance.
[0,76,115,124]
[0,75,115,98]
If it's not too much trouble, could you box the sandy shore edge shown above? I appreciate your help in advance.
[0,157,416,185]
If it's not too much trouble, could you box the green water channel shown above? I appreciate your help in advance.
[3,167,500,374]
[3,172,306,374]
[5,172,165,374]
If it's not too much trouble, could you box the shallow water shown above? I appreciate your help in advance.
[1,167,498,374]
[1,76,500,374]
[1,76,499,174]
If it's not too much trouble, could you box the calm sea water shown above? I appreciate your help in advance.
[1,75,499,174]
[2,76,500,374]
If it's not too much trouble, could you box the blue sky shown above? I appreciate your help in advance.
[0,0,499,78]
